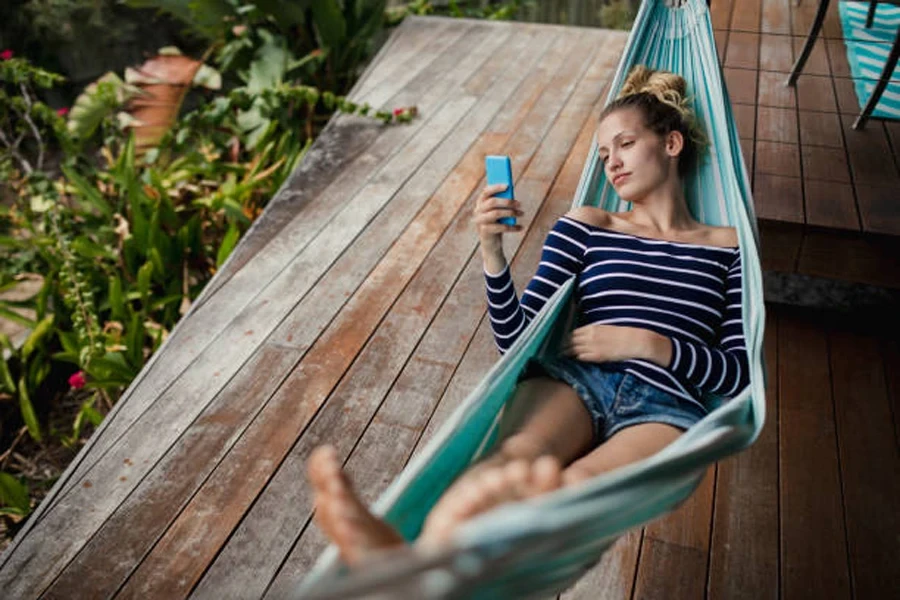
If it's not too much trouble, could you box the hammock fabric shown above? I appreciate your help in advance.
[300,1,766,597]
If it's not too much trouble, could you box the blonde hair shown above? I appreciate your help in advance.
[600,65,708,175]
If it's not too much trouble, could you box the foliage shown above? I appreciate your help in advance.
[1,0,417,523]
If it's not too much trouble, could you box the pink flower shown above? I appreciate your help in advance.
[0,49,13,60]
[57,107,69,117]
[392,108,404,117]
[68,371,86,389]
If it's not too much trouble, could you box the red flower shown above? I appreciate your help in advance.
[392,108,405,117]
[57,107,69,117]
[0,49,13,60]
[68,371,86,390]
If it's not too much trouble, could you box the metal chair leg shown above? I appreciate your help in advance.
[866,0,878,29]
[787,0,832,87]
[853,29,900,129]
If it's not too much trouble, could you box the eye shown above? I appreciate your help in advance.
[599,154,608,164]
[621,140,634,148]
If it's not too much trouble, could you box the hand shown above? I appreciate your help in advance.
[472,183,524,251]
[562,324,672,366]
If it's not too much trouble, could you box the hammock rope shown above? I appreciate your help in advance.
[299,1,766,596]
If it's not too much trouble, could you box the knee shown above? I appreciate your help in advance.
[500,432,551,461]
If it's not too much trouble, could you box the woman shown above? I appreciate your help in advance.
[306,66,749,565]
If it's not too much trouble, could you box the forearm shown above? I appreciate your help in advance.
[635,330,673,367]
[481,240,507,276]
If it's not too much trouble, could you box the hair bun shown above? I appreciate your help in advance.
[619,65,691,118]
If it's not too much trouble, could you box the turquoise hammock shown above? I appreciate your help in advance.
[299,0,766,597]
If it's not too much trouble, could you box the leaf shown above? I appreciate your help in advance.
[21,316,53,360]
[216,221,241,267]
[137,261,153,308]
[61,165,113,218]
[192,64,222,90]
[67,72,129,140]
[109,276,126,322]
[0,306,37,329]
[0,472,30,516]
[18,377,41,442]
[311,0,347,48]
[0,356,15,393]
[246,30,289,93]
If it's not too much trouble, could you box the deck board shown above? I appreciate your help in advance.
[2,8,900,600]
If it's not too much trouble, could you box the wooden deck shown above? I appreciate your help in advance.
[713,0,900,287]
[1,6,899,599]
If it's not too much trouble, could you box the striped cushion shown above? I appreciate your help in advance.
[839,0,900,120]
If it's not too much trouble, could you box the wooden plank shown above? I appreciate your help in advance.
[841,113,900,186]
[798,110,843,147]
[560,530,641,600]
[757,70,795,108]
[725,32,760,70]
[796,75,837,113]
[632,468,715,600]
[829,329,900,599]
[740,137,755,175]
[258,33,623,600]
[759,33,794,72]
[803,180,859,230]
[802,145,851,184]
[0,20,508,598]
[731,0,761,32]
[790,0,817,36]
[733,103,756,139]
[756,140,801,178]
[778,315,851,599]
[47,18,485,499]
[758,221,802,273]
[825,39,852,78]
[711,0,735,31]
[115,27,611,600]
[753,174,804,224]
[797,229,900,288]
[757,105,797,144]
[856,184,900,236]
[708,310,779,600]
[833,76,860,115]
[724,67,758,105]
[715,29,728,64]
[822,0,845,39]
[881,338,900,451]
[761,0,791,35]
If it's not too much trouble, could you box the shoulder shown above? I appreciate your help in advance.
[563,206,613,229]
[694,224,738,249]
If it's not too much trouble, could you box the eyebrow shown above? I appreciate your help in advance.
[597,131,633,153]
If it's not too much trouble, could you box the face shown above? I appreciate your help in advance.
[595,107,682,202]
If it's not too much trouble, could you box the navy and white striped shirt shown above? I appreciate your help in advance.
[485,216,749,406]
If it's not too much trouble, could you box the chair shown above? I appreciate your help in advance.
[787,0,900,129]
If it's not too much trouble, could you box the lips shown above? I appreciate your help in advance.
[612,173,630,186]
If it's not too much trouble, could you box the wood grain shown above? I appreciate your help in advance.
[803,180,859,230]
[829,329,900,600]
[778,316,851,599]
[761,0,791,35]
[708,310,778,600]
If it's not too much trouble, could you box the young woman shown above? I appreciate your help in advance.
[306,66,749,565]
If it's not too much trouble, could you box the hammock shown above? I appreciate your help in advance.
[299,0,766,597]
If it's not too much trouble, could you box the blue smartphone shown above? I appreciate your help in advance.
[485,155,516,226]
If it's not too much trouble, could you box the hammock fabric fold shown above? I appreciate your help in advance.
[300,1,766,597]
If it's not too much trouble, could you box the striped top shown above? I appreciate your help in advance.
[484,216,749,406]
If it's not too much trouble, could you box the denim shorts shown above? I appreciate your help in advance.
[519,356,708,446]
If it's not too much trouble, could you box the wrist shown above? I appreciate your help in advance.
[638,330,672,366]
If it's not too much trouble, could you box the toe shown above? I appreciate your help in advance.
[308,445,339,490]
[530,455,563,496]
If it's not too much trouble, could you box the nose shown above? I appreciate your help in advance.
[606,150,623,172]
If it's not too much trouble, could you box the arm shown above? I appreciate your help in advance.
[485,217,586,353]
[666,252,750,397]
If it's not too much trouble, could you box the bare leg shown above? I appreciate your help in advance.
[561,422,684,485]
[308,377,593,564]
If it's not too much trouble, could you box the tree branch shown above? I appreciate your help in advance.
[0,127,34,175]
[19,82,46,172]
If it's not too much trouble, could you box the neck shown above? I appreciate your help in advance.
[627,174,695,234]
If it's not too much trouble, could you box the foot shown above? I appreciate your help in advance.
[420,455,564,546]
[307,445,405,565]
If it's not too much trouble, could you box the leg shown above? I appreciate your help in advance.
[786,0,831,87]
[308,377,595,564]
[562,422,684,485]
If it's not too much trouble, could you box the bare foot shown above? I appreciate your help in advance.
[307,446,405,565]
[420,455,564,546]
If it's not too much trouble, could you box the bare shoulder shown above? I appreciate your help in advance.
[696,224,738,248]
[563,206,612,228]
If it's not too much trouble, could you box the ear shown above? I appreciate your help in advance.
[664,130,684,158]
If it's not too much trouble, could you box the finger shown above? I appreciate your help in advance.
[474,208,521,223]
